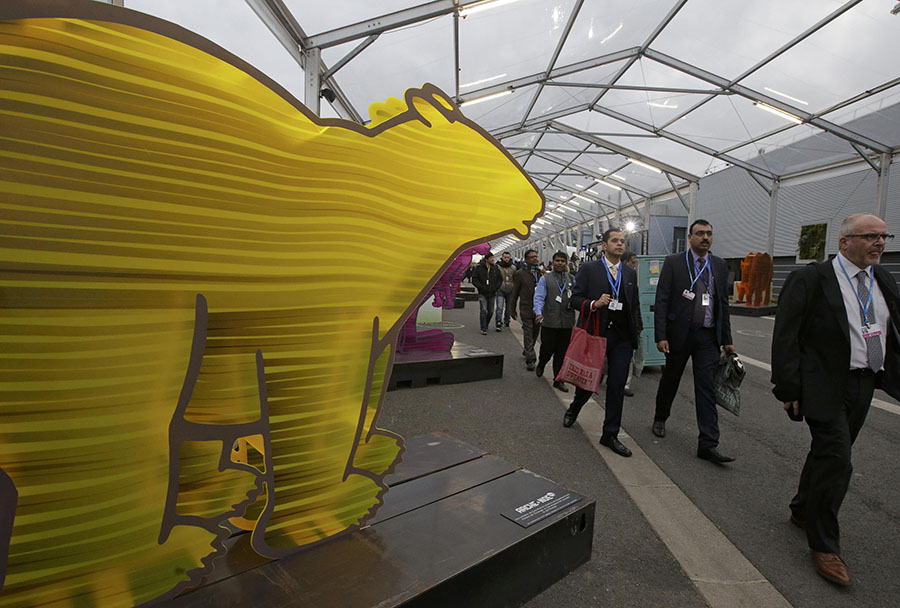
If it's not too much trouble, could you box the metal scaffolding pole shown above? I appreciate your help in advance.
[687,182,698,227]
[766,179,781,255]
[302,48,321,115]
[875,153,892,219]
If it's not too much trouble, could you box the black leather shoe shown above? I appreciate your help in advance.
[624,388,634,397]
[790,514,805,529]
[599,434,632,457]
[553,381,569,393]
[526,362,535,371]
[652,420,666,438]
[535,362,545,377]
[697,447,735,463]
[562,408,578,428]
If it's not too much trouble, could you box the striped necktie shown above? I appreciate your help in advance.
[857,270,884,371]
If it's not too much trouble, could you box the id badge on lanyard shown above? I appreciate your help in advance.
[683,251,710,303]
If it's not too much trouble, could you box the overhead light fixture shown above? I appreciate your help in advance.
[459,0,525,17]
[594,178,622,191]
[600,23,623,45]
[754,101,803,124]
[460,73,508,89]
[609,174,626,181]
[627,158,662,173]
[597,166,609,172]
[459,89,513,107]
[569,198,581,206]
[573,193,593,203]
[625,221,637,232]
[575,183,585,188]
[558,195,568,200]
[546,212,562,219]
[648,101,678,109]
[763,87,808,106]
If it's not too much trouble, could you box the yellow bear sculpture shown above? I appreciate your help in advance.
[0,2,544,606]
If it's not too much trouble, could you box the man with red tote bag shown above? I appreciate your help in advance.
[559,228,642,457]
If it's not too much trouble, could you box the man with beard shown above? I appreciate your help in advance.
[533,251,576,392]
[772,213,900,586]
[652,219,736,463]
[563,228,641,457]
[471,252,502,335]
[511,249,543,370]
[496,251,516,330]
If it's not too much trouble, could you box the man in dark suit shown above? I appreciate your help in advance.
[772,213,900,586]
[511,249,542,371]
[653,219,735,463]
[564,228,642,457]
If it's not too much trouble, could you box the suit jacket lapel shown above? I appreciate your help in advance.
[819,261,850,345]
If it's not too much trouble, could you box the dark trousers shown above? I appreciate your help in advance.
[538,325,572,380]
[568,329,633,437]
[520,317,540,363]
[477,294,495,332]
[790,371,874,554]
[654,327,720,449]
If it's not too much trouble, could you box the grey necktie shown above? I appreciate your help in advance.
[857,271,884,371]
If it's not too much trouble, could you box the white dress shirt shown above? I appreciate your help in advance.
[833,252,889,370]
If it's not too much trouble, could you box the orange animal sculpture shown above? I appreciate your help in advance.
[748,252,774,306]
[735,253,757,303]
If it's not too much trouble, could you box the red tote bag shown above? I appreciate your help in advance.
[555,302,607,393]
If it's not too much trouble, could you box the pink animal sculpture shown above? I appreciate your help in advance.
[397,243,491,352]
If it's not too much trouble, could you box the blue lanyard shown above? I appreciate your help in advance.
[837,255,874,326]
[554,273,567,295]
[685,250,710,291]
[602,256,622,299]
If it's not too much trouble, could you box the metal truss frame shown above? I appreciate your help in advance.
[246,0,899,245]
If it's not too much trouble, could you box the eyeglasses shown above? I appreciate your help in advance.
[845,233,894,243]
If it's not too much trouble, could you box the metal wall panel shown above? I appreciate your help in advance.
[695,158,899,260]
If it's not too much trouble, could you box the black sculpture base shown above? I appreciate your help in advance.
[388,342,502,390]
[729,302,778,316]
[453,296,466,309]
[166,434,594,608]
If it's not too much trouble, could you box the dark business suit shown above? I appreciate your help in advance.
[569,259,641,436]
[772,260,900,553]
[654,251,732,449]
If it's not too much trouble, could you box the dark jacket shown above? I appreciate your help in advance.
[511,266,541,320]
[497,259,516,294]
[571,259,642,348]
[654,251,732,351]
[535,271,576,329]
[471,261,502,297]
[771,260,900,421]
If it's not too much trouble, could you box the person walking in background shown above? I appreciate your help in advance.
[772,213,900,586]
[652,219,736,463]
[511,249,542,370]
[533,251,576,392]
[496,251,516,330]
[471,251,502,335]
[563,228,641,458]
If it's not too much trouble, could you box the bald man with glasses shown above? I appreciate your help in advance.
[772,213,900,586]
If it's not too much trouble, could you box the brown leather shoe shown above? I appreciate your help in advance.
[811,551,851,586]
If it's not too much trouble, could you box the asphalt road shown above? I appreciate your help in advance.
[380,307,900,608]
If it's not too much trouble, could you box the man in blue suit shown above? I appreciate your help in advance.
[652,219,736,463]
[564,228,642,457]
